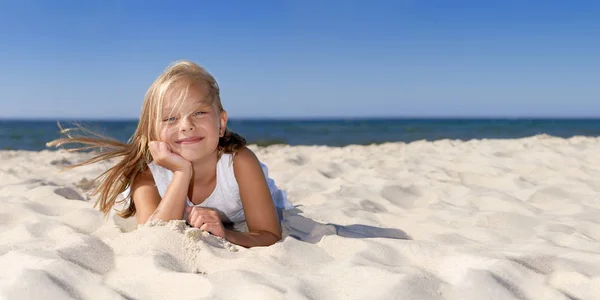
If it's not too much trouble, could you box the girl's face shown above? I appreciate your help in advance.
[157,84,227,162]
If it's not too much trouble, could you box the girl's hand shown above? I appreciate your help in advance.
[148,141,191,173]
[185,206,226,238]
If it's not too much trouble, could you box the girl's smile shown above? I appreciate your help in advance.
[175,136,204,144]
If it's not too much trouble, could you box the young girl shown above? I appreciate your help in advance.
[48,60,293,248]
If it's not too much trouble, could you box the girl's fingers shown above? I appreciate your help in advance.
[149,141,169,164]
[148,141,158,156]
[199,223,212,232]
[191,215,207,228]
[199,223,225,238]
[188,209,199,224]
[187,208,220,228]
[187,206,225,238]
[189,207,218,217]
[192,215,219,227]
[195,212,219,222]
[187,207,198,224]
[194,208,219,218]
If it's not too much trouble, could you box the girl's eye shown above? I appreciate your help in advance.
[193,111,205,116]
[163,116,177,122]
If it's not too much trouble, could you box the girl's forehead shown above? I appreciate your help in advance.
[163,83,212,109]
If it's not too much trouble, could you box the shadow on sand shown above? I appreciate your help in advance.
[111,206,412,245]
[280,207,411,244]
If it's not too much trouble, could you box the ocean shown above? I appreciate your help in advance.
[1,118,600,151]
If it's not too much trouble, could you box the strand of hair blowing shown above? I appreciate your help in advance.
[47,122,152,218]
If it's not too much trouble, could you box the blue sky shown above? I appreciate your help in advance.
[1,1,599,119]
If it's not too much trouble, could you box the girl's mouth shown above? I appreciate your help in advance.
[175,137,204,144]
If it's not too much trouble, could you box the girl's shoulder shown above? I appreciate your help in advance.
[231,147,262,172]
[230,146,270,186]
[131,166,156,189]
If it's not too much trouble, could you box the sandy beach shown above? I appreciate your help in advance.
[1,135,600,300]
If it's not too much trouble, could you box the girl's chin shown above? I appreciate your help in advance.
[180,153,201,162]
[174,142,218,162]
[179,150,210,162]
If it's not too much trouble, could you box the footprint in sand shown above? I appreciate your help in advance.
[56,234,115,274]
[151,252,189,273]
[359,199,388,213]
[456,269,528,300]
[74,178,98,191]
[509,255,556,275]
[381,185,422,209]
[286,154,309,166]
[53,187,84,201]
[526,187,583,213]
[50,158,72,167]
[21,179,58,187]
[317,163,344,179]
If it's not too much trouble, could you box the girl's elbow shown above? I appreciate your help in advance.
[269,230,283,245]
[260,230,282,246]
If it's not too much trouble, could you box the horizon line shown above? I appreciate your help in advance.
[3,115,600,121]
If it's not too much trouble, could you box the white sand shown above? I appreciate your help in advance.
[1,135,600,300]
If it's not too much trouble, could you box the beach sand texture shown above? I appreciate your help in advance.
[1,135,600,300]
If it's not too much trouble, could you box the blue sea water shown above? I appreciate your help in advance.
[1,118,600,151]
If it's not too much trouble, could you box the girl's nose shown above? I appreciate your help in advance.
[180,116,195,131]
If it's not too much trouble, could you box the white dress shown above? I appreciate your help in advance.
[122,153,293,225]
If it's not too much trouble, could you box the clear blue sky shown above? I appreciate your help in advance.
[1,1,599,119]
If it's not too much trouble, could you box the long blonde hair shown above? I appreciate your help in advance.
[47,60,246,218]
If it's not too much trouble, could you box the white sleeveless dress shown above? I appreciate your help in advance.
[122,153,293,225]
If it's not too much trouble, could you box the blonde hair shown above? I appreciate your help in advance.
[47,60,246,218]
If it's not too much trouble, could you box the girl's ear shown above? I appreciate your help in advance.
[219,110,228,136]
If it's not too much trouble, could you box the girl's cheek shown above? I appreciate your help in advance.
[159,127,171,142]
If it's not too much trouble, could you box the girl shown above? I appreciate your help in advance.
[48,60,293,248]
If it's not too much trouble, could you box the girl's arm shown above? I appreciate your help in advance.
[131,166,192,224]
[132,141,193,224]
[227,147,282,247]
